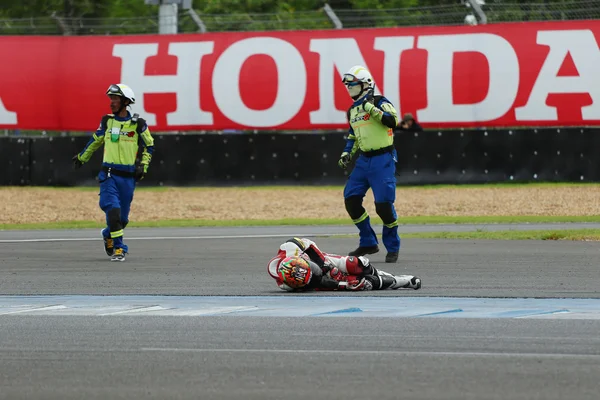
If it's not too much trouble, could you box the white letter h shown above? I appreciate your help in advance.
[112,42,214,126]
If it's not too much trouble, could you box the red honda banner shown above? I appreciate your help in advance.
[1,20,599,131]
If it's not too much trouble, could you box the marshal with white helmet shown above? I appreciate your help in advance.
[341,65,375,101]
[106,83,136,109]
[338,65,403,264]
[71,83,155,262]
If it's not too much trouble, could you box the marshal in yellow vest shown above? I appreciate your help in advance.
[346,96,399,155]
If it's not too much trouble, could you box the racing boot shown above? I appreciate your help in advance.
[348,245,379,257]
[391,275,421,290]
[370,269,421,290]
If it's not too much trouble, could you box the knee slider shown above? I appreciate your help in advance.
[364,275,382,290]
[375,202,396,225]
[345,196,366,220]
[107,208,123,233]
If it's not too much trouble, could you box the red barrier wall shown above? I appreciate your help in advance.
[1,21,599,131]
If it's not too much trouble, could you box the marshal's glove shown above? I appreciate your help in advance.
[134,164,147,182]
[362,89,375,113]
[71,154,83,169]
[338,152,351,170]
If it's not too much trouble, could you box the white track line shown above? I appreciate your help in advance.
[157,306,259,316]
[0,233,351,243]
[140,348,600,359]
[98,306,171,316]
[0,348,593,358]
[0,305,68,315]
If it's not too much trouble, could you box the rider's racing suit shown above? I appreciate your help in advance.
[267,238,421,292]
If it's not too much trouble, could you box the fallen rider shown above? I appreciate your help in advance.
[267,238,422,292]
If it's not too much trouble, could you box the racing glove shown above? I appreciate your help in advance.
[320,259,333,274]
[71,154,83,169]
[329,268,366,291]
[338,152,351,169]
[338,277,367,291]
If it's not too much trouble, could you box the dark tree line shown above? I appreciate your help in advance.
[0,0,596,34]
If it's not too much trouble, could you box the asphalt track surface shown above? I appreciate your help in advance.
[1,225,599,297]
[1,225,600,399]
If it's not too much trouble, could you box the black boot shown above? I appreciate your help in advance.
[349,245,379,257]
[385,252,399,263]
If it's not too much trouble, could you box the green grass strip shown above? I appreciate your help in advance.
[401,229,600,241]
[2,215,600,231]
[324,229,600,241]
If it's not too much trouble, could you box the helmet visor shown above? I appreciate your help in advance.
[342,73,361,87]
[106,84,124,97]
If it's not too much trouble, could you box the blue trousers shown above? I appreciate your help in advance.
[343,150,400,253]
[98,170,135,253]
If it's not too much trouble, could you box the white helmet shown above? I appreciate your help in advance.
[106,83,136,105]
[342,65,374,100]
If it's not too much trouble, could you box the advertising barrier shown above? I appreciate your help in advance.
[1,20,599,131]
[1,128,599,187]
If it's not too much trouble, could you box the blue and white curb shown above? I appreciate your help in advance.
[0,295,599,319]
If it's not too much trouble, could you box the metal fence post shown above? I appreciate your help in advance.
[146,0,182,34]
[324,3,343,29]
[158,3,178,34]
[467,0,487,24]
[188,8,207,33]
[50,11,72,35]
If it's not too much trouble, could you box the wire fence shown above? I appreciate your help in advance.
[1,1,600,36]
[0,15,163,36]
[486,0,600,23]
[196,10,333,32]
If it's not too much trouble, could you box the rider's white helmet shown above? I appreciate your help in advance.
[106,83,136,105]
[342,65,374,100]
